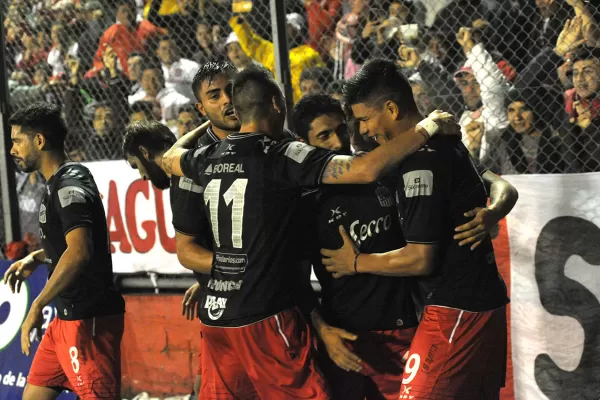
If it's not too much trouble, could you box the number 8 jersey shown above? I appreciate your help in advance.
[180,133,335,327]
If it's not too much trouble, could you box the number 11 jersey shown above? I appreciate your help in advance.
[180,133,335,327]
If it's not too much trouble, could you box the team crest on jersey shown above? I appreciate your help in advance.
[39,204,47,224]
[375,186,394,207]
[204,295,227,320]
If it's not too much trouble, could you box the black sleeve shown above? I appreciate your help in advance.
[53,179,95,236]
[170,176,209,237]
[470,155,488,176]
[398,150,450,244]
[179,144,214,185]
[269,140,336,188]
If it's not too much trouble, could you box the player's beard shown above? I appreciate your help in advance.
[206,108,240,133]
[140,157,171,190]
[13,151,40,173]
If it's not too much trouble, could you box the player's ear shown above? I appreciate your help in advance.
[195,102,207,117]
[34,133,45,150]
[385,100,400,121]
[138,145,150,160]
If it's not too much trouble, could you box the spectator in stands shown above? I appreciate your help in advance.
[193,20,224,65]
[15,170,45,243]
[229,13,325,103]
[47,23,78,78]
[304,0,342,54]
[375,1,410,48]
[15,29,48,79]
[130,100,160,123]
[327,80,345,101]
[534,0,572,50]
[130,64,191,125]
[155,35,200,101]
[564,46,600,172]
[175,104,203,137]
[88,0,165,77]
[225,32,254,72]
[455,26,510,164]
[147,0,201,59]
[10,63,63,106]
[486,88,566,174]
[76,0,109,74]
[127,52,146,95]
[300,67,333,97]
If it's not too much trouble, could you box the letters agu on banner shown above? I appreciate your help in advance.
[84,160,186,274]
[504,173,600,400]
[0,261,76,400]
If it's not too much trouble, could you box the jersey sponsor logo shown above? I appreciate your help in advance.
[350,215,393,245]
[284,141,315,163]
[375,186,394,207]
[39,204,47,224]
[204,295,227,320]
[214,252,248,274]
[328,206,347,224]
[222,144,236,156]
[403,170,433,198]
[207,279,243,292]
[178,177,203,193]
[57,186,87,208]
[205,163,245,175]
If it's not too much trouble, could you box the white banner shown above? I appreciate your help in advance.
[504,173,600,400]
[85,160,187,275]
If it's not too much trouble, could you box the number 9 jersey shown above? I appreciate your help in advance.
[180,133,335,327]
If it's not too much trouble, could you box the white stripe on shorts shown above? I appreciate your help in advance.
[448,310,464,343]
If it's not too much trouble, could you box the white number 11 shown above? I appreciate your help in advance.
[204,178,248,248]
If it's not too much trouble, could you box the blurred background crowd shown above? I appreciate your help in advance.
[1,0,600,254]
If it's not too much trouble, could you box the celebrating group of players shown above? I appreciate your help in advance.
[4,58,518,400]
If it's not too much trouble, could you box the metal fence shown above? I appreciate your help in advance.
[2,0,600,247]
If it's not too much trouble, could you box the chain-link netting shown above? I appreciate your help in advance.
[2,0,600,247]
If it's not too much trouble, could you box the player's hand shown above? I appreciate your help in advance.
[318,323,362,373]
[454,207,502,250]
[3,254,38,293]
[182,282,201,320]
[426,110,461,137]
[21,302,43,356]
[321,226,359,278]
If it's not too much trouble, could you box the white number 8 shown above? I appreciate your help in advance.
[402,353,421,384]
[69,346,80,374]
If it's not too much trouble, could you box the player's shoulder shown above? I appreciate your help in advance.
[170,175,204,195]
[268,139,321,163]
[54,163,96,190]
[197,127,221,147]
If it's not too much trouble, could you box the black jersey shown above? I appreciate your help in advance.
[395,136,509,312]
[180,134,334,327]
[169,126,222,286]
[313,182,418,332]
[39,163,125,320]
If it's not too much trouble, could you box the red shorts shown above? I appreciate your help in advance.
[27,313,124,400]
[320,327,416,400]
[196,326,203,376]
[399,306,507,400]
[200,307,329,400]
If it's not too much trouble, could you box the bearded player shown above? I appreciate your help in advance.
[4,102,125,400]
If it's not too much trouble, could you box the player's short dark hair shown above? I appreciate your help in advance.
[571,45,600,64]
[9,101,68,151]
[293,94,344,141]
[232,65,283,123]
[122,120,176,159]
[192,61,238,102]
[300,67,333,88]
[344,58,418,114]
[178,103,200,117]
[130,101,156,119]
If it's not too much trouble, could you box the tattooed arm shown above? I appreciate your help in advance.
[161,120,211,177]
[321,127,428,184]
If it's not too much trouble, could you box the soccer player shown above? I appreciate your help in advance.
[322,59,512,399]
[4,102,125,400]
[161,65,458,399]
